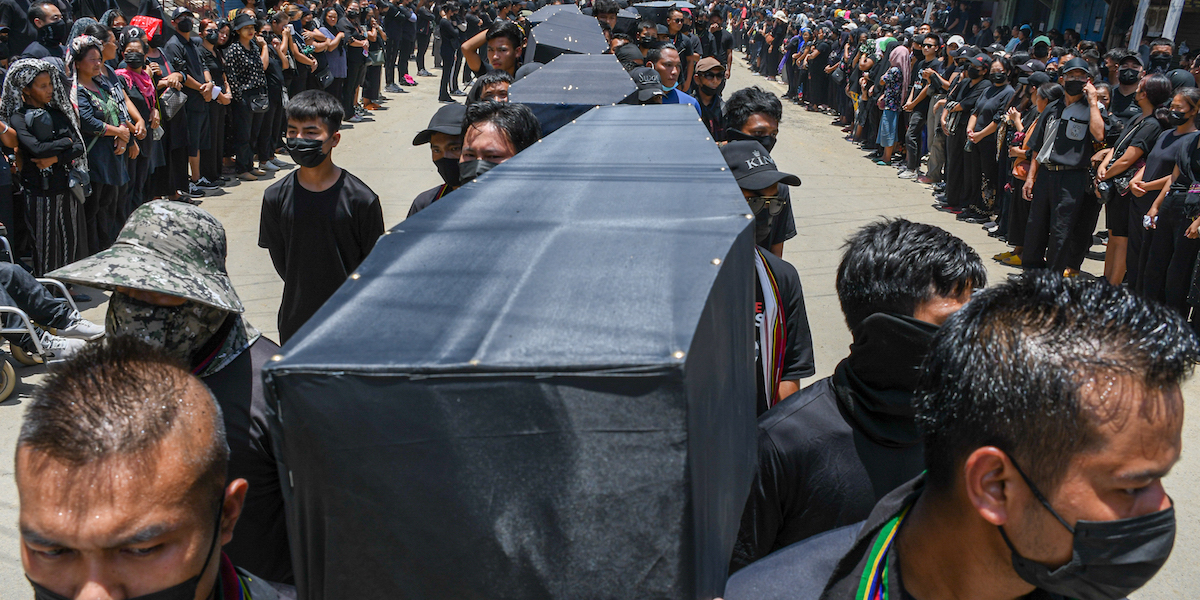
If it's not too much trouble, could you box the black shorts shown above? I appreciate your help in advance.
[1107,190,1131,237]
[185,106,210,154]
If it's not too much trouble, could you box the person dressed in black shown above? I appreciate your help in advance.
[730,218,985,574]
[407,101,463,217]
[1109,52,1144,126]
[162,7,213,198]
[724,86,794,256]
[726,272,1192,600]
[959,55,1015,223]
[436,1,459,102]
[381,0,414,91]
[694,56,724,139]
[721,140,814,415]
[1021,58,1107,275]
[21,0,67,67]
[259,90,383,344]
[935,53,988,213]
[415,0,435,77]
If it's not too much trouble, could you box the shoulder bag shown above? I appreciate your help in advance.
[243,86,270,113]
[159,86,187,119]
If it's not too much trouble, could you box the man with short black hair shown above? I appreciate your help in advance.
[636,19,658,56]
[724,86,794,257]
[591,0,619,30]
[458,100,540,183]
[17,337,294,599]
[1148,37,1174,73]
[726,271,1196,600]
[470,70,512,103]
[1111,52,1144,125]
[259,89,384,344]
[163,6,214,198]
[665,7,695,93]
[694,56,725,138]
[20,1,65,63]
[703,8,733,69]
[731,218,985,573]
[646,43,700,115]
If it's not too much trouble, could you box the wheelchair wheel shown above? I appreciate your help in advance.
[0,358,16,401]
[9,343,42,366]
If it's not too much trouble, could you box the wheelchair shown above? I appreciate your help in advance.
[0,235,87,401]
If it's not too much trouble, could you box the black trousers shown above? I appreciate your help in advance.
[231,97,264,173]
[398,38,414,78]
[1140,193,1200,315]
[256,88,284,162]
[343,60,366,115]
[964,133,997,212]
[364,65,382,100]
[84,182,120,255]
[438,52,455,100]
[416,34,430,72]
[385,36,401,85]
[1128,194,1157,290]
[944,124,969,207]
[1023,168,1093,271]
[905,109,925,171]
[202,100,228,182]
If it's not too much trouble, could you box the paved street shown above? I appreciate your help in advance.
[0,54,1192,597]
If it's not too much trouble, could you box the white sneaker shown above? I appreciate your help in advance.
[270,157,289,168]
[898,169,917,179]
[259,161,280,172]
[35,329,86,361]
[52,310,105,340]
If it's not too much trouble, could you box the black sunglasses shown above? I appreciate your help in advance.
[746,195,786,216]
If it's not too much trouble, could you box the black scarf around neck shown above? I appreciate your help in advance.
[832,312,939,448]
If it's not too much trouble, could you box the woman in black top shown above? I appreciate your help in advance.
[117,35,161,211]
[961,56,1015,222]
[1140,87,1200,315]
[1,58,86,275]
[938,54,988,212]
[223,13,269,180]
[438,1,460,102]
[1094,73,1172,285]
[199,20,233,185]
[341,1,370,121]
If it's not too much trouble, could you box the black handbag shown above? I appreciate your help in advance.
[830,65,846,85]
[244,87,269,113]
[315,67,334,89]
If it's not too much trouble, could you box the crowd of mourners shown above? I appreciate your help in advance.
[737,0,1200,329]
[2,0,1200,598]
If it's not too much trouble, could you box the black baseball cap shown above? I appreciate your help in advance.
[721,140,801,191]
[630,66,665,101]
[1018,59,1045,73]
[171,6,195,20]
[1119,52,1144,67]
[1061,57,1090,74]
[412,103,466,145]
[1019,70,1051,86]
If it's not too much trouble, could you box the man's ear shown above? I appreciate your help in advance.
[964,446,1021,527]
[329,130,341,150]
[219,478,249,545]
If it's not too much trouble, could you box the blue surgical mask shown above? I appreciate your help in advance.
[661,83,677,92]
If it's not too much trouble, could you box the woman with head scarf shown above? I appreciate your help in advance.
[872,40,909,165]
[0,58,88,275]
[69,31,135,255]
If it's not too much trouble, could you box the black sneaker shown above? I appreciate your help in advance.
[186,182,206,197]
[195,177,220,190]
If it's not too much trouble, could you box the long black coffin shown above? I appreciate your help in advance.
[527,11,609,64]
[528,3,579,23]
[263,104,757,600]
[508,54,636,135]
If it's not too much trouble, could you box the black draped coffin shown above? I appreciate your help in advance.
[527,11,609,64]
[508,54,637,135]
[262,104,757,600]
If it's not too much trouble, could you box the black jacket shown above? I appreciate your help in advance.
[730,313,935,572]
[726,475,1066,600]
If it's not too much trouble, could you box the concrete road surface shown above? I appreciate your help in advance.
[0,53,1191,598]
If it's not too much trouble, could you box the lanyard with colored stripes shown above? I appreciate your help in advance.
[855,505,911,600]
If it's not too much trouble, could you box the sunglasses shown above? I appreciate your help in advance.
[670,18,683,23]
[697,71,722,79]
[922,43,936,48]
[746,195,786,216]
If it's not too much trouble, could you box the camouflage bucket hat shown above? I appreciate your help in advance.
[48,201,244,313]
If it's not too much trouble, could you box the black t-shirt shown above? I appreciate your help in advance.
[407,183,451,217]
[754,248,815,416]
[438,17,458,58]
[1145,129,1198,182]
[699,93,724,140]
[258,169,385,344]
[709,29,733,63]
[1029,98,1102,169]
[810,40,831,70]
[910,58,941,113]
[971,83,1015,132]
[1110,89,1140,125]
[762,183,797,248]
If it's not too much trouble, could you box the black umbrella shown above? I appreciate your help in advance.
[264,104,757,600]
[527,3,579,23]
[508,54,637,135]
[527,10,609,64]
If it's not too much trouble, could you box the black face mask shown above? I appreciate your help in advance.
[177,17,194,33]
[1167,109,1192,127]
[30,505,224,600]
[989,72,1007,84]
[1119,67,1141,85]
[698,82,720,97]
[205,29,220,43]
[124,51,145,68]
[998,458,1175,600]
[1063,79,1086,96]
[725,128,777,152]
[0,38,10,60]
[459,159,500,183]
[966,67,981,79]
[434,156,461,187]
[285,136,330,168]
[1150,53,1171,71]
[638,35,657,48]
[38,19,67,46]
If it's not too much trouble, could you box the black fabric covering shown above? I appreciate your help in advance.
[509,54,637,135]
[528,3,580,23]
[262,105,758,599]
[633,0,697,24]
[527,11,609,64]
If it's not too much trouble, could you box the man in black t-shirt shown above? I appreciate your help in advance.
[900,34,942,179]
[407,102,465,217]
[694,57,725,139]
[724,87,795,257]
[704,9,733,69]
[721,140,814,416]
[1110,52,1144,125]
[259,90,384,344]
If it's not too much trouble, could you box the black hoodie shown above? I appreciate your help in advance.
[729,312,936,573]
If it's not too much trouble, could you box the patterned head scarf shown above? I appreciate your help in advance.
[66,34,104,80]
[68,17,98,47]
[0,58,88,175]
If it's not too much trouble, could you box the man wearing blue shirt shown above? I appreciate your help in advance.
[646,44,700,116]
